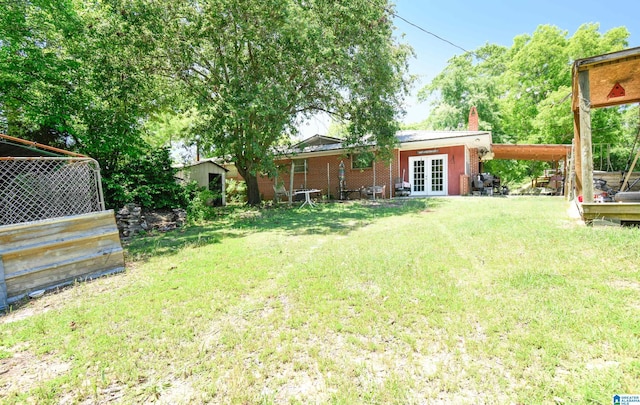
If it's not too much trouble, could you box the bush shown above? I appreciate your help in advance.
[102,147,188,210]
[186,187,218,224]
[225,178,247,204]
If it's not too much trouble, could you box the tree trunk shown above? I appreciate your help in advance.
[244,172,261,206]
[236,165,261,206]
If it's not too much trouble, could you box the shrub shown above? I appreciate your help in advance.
[225,178,247,204]
[186,187,218,224]
[102,147,188,210]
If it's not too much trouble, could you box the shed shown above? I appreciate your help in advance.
[177,159,229,206]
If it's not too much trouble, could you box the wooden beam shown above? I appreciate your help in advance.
[587,59,640,108]
[578,69,594,203]
[574,47,640,70]
[289,160,295,205]
[490,144,571,161]
[573,110,582,197]
[581,203,640,222]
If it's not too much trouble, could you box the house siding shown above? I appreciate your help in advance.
[400,145,466,196]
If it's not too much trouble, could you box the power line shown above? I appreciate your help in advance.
[361,0,476,57]
[391,9,472,55]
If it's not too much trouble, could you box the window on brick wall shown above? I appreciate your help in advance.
[293,159,307,173]
[351,153,374,169]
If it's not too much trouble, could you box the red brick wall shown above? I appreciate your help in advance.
[469,148,480,177]
[468,106,479,131]
[256,154,395,200]
[228,145,480,199]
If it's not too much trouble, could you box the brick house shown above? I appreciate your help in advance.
[225,108,492,200]
[248,131,492,200]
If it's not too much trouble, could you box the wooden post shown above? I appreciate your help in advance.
[389,163,393,199]
[578,69,594,203]
[289,161,295,205]
[573,111,582,198]
[327,162,330,199]
[563,150,569,198]
[372,156,377,200]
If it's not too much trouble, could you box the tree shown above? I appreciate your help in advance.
[1,0,189,209]
[417,43,507,134]
[0,0,81,145]
[419,23,631,182]
[127,0,411,205]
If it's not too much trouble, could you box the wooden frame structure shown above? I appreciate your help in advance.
[572,47,640,200]
[572,47,640,223]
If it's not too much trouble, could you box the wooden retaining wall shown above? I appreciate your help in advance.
[581,202,640,224]
[0,210,125,310]
[593,171,640,191]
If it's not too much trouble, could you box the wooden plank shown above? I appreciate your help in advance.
[0,211,116,250]
[3,232,122,278]
[593,171,640,191]
[574,47,640,70]
[588,59,640,108]
[579,70,594,203]
[0,210,125,307]
[6,250,124,298]
[581,203,640,221]
[0,258,6,310]
[0,222,117,255]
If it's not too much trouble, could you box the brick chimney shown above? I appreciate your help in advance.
[468,106,479,131]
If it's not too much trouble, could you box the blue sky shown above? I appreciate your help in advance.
[393,0,640,123]
[299,1,640,136]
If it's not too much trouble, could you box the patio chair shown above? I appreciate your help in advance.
[273,184,290,202]
[363,185,386,199]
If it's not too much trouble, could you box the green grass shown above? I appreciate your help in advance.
[1,197,639,404]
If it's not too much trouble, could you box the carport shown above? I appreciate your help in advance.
[490,144,572,162]
[489,143,572,193]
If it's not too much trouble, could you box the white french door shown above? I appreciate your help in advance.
[409,154,448,196]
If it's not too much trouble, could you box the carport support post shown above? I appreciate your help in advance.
[373,157,376,200]
[578,69,594,203]
[289,160,295,205]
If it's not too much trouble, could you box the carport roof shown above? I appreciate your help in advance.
[491,143,571,161]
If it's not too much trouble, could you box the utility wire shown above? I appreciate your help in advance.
[363,0,479,58]
[391,10,472,56]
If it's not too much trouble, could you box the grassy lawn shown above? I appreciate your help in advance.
[1,197,640,404]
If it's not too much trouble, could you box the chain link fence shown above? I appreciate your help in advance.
[0,157,105,226]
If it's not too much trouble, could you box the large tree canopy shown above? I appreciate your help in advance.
[132,0,412,204]
[416,23,633,183]
[1,0,411,206]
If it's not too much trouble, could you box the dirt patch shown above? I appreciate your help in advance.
[143,209,186,232]
[608,279,640,291]
[0,346,71,396]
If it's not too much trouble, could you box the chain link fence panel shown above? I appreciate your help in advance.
[0,158,105,226]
